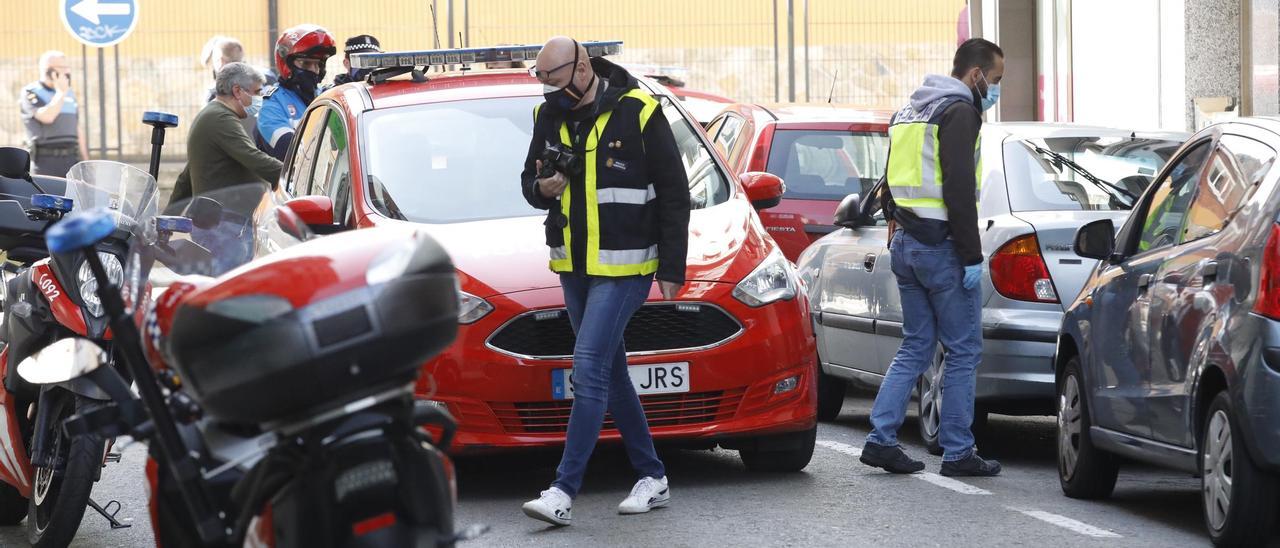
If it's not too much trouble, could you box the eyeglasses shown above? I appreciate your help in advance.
[529,60,576,82]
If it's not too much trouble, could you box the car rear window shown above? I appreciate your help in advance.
[1004,135,1185,212]
[765,129,889,201]
[359,94,732,224]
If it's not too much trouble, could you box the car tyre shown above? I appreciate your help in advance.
[740,427,816,473]
[1057,357,1118,499]
[816,362,846,422]
[1201,390,1277,547]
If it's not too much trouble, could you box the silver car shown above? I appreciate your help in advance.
[796,122,1188,453]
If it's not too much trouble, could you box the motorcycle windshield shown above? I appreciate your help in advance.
[64,161,159,230]
[153,183,313,280]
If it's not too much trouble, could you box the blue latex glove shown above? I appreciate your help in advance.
[963,264,982,290]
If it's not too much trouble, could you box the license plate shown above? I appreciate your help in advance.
[552,363,690,400]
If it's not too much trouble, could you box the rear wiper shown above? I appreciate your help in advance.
[1031,145,1137,207]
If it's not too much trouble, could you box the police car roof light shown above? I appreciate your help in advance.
[350,41,623,71]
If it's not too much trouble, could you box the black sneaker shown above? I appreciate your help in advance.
[940,453,1002,477]
[859,441,925,474]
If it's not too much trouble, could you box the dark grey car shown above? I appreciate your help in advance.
[1056,118,1280,546]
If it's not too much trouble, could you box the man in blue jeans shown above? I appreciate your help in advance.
[860,39,1004,477]
[518,36,691,526]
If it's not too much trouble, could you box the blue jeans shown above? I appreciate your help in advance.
[552,273,665,498]
[867,230,983,462]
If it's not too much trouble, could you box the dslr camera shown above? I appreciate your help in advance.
[537,143,583,179]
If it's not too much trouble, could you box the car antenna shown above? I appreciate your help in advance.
[827,70,839,104]
[429,3,442,50]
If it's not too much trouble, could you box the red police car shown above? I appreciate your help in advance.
[276,43,818,471]
[706,104,891,262]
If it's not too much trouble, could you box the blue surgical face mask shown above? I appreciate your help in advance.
[978,72,1000,112]
[246,95,263,118]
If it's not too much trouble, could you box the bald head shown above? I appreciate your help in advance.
[534,36,597,109]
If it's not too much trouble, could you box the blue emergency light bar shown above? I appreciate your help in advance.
[31,194,73,213]
[350,41,623,71]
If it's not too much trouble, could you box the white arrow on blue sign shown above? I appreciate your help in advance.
[60,0,139,48]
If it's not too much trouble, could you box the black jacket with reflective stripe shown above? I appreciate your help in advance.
[521,59,691,284]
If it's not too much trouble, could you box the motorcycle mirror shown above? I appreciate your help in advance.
[17,338,108,385]
[184,196,224,230]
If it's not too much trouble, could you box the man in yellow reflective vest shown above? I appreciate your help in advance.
[860,38,1005,477]
[519,36,691,526]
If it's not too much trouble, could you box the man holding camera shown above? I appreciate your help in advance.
[20,51,89,177]
[519,36,690,526]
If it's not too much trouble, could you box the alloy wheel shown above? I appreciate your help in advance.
[920,360,943,440]
[1057,374,1082,479]
[1203,409,1233,531]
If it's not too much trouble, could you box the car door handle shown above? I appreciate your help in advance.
[1137,273,1153,291]
[1203,261,1219,281]
[864,253,877,272]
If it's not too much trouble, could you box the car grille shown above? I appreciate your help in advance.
[486,302,742,359]
[490,389,745,434]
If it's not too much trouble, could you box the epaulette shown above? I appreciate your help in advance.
[262,84,279,99]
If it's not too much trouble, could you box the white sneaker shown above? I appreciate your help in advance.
[522,487,572,526]
[618,476,670,515]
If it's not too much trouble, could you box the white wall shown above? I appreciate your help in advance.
[1070,0,1183,130]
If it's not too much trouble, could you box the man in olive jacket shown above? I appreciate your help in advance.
[169,62,282,205]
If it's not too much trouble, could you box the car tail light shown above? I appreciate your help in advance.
[990,234,1059,303]
[1254,224,1280,320]
[746,124,775,173]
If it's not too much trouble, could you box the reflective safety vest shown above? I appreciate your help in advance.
[886,96,982,221]
[534,88,662,277]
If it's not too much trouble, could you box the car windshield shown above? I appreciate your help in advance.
[1004,135,1185,212]
[360,95,731,224]
[765,129,889,201]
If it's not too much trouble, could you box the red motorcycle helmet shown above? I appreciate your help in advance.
[273,24,337,80]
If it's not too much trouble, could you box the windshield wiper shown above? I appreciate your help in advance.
[1030,145,1137,207]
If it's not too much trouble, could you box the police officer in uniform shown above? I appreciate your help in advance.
[256,24,336,160]
[331,34,380,87]
[519,36,690,526]
[20,51,89,177]
[859,38,1004,478]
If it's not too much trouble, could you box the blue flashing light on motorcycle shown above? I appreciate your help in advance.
[30,194,73,213]
[141,111,179,129]
[45,208,115,254]
[155,215,193,235]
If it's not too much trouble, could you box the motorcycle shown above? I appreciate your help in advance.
[0,112,178,547]
[18,178,481,547]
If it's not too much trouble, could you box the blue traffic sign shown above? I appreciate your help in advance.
[60,0,139,48]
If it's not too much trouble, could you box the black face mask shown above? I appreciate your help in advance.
[289,68,324,103]
[542,43,595,112]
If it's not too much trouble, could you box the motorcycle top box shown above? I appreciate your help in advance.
[161,225,459,425]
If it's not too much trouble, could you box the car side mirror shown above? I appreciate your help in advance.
[740,172,784,210]
[275,204,312,240]
[834,193,862,228]
[17,337,108,385]
[284,195,345,234]
[0,147,33,181]
[1074,219,1117,261]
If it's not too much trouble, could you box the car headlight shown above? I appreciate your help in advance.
[77,252,124,317]
[457,291,493,324]
[733,248,797,307]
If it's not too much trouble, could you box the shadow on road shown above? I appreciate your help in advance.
[454,444,816,503]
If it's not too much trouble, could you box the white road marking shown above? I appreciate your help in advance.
[816,439,992,495]
[1011,508,1123,539]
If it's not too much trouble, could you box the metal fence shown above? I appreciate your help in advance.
[0,0,964,161]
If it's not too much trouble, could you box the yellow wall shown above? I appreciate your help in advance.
[0,0,964,157]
